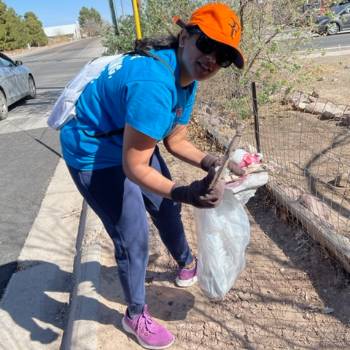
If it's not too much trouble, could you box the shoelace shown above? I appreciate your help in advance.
[136,311,156,336]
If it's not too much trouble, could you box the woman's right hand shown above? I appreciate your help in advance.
[200,154,244,176]
[171,167,225,208]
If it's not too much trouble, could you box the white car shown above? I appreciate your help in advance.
[0,52,36,120]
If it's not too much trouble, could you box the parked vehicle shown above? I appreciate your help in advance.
[335,0,350,5]
[301,1,328,26]
[315,3,350,34]
[303,0,325,13]
[0,53,36,120]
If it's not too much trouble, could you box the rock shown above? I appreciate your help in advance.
[244,333,252,343]
[337,114,350,127]
[299,194,331,222]
[322,307,334,314]
[319,110,335,120]
[328,173,350,188]
[237,291,250,301]
[205,106,212,114]
[311,90,319,98]
[303,312,311,319]
[288,91,347,120]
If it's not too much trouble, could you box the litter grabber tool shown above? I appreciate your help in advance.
[208,123,244,190]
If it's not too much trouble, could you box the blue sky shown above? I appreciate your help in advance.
[3,0,133,27]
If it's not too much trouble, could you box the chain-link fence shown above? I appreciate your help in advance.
[195,82,350,273]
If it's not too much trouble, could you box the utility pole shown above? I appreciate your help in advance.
[131,0,142,39]
[108,0,119,35]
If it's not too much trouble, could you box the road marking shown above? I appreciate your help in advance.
[0,88,61,134]
[0,117,49,134]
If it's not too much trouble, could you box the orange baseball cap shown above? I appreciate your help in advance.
[174,3,244,69]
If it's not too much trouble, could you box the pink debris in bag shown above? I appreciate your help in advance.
[225,149,267,193]
[230,149,263,169]
[239,152,262,168]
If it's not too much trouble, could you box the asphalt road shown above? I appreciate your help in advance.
[275,29,350,54]
[0,38,105,297]
[306,31,350,51]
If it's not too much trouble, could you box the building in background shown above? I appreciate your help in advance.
[44,23,81,40]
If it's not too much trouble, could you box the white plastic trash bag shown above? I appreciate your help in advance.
[47,54,122,129]
[195,191,250,300]
[195,149,268,300]
[226,172,269,205]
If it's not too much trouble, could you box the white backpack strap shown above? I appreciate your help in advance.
[47,55,123,130]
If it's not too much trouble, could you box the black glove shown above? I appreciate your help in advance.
[200,154,244,176]
[171,167,225,208]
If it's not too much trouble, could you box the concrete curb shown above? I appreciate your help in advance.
[61,203,105,350]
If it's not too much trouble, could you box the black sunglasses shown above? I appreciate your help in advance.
[186,27,234,68]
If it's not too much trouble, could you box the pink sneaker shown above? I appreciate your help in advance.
[121,305,175,349]
[175,258,198,287]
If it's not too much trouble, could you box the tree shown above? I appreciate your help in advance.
[23,11,48,47]
[196,0,312,118]
[79,7,102,37]
[103,0,314,119]
[0,0,8,50]
[0,7,28,50]
[103,0,204,54]
[0,0,47,50]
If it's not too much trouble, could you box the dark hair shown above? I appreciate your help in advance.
[133,34,179,53]
[132,25,199,54]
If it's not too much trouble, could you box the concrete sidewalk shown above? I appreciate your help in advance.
[0,159,83,349]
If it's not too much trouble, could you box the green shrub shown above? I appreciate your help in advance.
[102,0,311,122]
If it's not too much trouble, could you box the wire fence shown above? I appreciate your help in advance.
[195,82,350,273]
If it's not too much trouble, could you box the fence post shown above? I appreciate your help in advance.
[251,81,261,153]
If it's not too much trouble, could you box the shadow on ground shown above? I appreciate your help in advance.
[9,88,62,115]
[0,262,17,298]
[0,260,193,346]
[247,187,350,326]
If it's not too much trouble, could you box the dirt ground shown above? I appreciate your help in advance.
[95,149,350,349]
[4,36,73,58]
[92,53,350,349]
[296,53,350,106]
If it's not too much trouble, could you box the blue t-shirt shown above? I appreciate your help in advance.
[60,49,198,170]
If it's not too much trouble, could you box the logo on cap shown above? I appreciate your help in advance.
[229,19,239,39]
